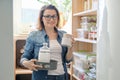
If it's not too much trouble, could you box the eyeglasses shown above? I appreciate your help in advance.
[43,14,58,21]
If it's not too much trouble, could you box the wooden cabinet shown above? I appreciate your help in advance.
[68,0,98,80]
[14,35,32,80]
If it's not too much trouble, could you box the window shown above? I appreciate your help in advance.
[14,0,72,35]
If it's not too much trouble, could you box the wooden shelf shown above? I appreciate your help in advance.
[73,9,97,16]
[16,68,32,75]
[71,0,98,80]
[75,38,97,44]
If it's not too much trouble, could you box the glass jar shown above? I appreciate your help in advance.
[38,43,50,63]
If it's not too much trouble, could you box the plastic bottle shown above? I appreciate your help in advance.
[38,43,50,63]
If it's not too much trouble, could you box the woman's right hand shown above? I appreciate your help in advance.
[22,59,42,71]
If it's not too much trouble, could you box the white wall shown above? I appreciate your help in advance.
[0,0,14,80]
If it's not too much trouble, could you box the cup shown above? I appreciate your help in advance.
[61,33,72,47]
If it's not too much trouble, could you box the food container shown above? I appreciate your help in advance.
[76,29,84,38]
[73,65,85,79]
[88,32,97,40]
[35,59,57,70]
[73,52,90,69]
[80,23,90,30]
[76,29,89,39]
[81,16,96,23]
[61,33,72,47]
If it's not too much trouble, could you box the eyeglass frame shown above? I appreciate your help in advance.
[43,14,58,21]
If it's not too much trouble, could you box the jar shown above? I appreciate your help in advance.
[61,33,72,47]
[38,43,50,63]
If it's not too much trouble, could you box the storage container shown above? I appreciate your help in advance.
[73,52,89,69]
[73,52,96,69]
[76,29,89,39]
[73,65,85,80]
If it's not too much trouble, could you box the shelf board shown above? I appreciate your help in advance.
[73,9,97,16]
[74,38,97,44]
[16,68,32,74]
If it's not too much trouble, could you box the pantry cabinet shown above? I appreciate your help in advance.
[68,0,98,80]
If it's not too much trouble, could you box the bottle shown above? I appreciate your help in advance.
[38,43,50,63]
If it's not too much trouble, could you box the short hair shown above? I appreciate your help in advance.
[37,4,60,30]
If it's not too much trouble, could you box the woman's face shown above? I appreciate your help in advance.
[42,9,58,29]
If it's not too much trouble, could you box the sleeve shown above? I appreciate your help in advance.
[66,48,73,63]
[20,31,35,64]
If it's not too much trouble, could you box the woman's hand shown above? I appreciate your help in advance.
[22,59,42,71]
[66,35,75,61]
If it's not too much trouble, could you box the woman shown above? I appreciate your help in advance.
[20,4,74,80]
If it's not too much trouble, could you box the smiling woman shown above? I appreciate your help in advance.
[20,4,74,80]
